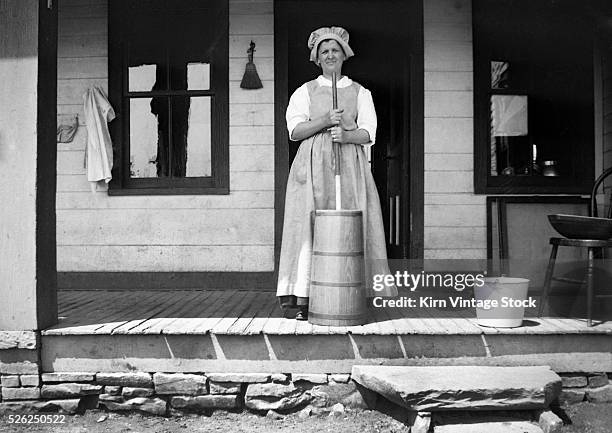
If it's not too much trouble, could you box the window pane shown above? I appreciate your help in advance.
[130,98,166,178]
[187,63,210,90]
[174,96,212,177]
[490,95,530,176]
[129,64,157,92]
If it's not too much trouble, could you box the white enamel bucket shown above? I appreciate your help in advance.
[474,277,530,328]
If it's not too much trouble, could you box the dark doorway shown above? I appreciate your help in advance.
[274,0,423,268]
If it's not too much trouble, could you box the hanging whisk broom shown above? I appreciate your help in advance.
[240,40,263,89]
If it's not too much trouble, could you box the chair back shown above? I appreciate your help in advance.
[590,167,612,218]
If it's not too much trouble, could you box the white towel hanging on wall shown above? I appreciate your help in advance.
[83,86,115,190]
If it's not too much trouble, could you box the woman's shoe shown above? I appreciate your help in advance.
[295,308,308,321]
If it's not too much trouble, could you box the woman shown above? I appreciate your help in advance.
[277,26,397,320]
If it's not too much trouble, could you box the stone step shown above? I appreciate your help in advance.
[434,421,544,433]
[352,365,562,412]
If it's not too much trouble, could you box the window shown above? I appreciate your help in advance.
[109,0,229,195]
[473,0,595,194]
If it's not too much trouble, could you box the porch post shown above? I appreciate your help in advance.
[0,0,57,372]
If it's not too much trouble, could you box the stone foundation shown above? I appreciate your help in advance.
[557,372,612,405]
[0,371,368,416]
[0,370,610,416]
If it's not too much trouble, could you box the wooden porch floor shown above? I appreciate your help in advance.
[42,289,612,336]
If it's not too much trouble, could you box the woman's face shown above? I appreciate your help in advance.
[317,40,345,76]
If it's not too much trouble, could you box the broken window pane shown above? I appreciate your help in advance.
[175,96,212,177]
[129,96,211,178]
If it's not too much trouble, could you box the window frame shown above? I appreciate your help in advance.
[108,0,229,195]
[472,0,595,195]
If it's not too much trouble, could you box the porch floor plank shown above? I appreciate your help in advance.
[374,307,398,335]
[243,300,280,335]
[294,315,315,335]
[43,290,612,337]
[419,305,458,335]
[212,291,263,334]
[383,298,432,334]
[262,315,296,335]
[539,317,591,333]
[94,291,174,334]
[183,289,247,334]
[47,291,136,334]
[111,290,195,335]
[226,291,275,335]
[130,290,204,334]
[57,290,95,312]
[163,290,231,334]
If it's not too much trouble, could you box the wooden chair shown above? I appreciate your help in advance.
[538,167,612,326]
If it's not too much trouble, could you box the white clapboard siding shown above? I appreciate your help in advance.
[424,91,473,118]
[424,0,485,259]
[58,78,107,105]
[57,190,274,210]
[230,146,274,172]
[424,72,473,91]
[424,154,473,172]
[424,22,472,42]
[424,41,473,72]
[58,35,107,58]
[425,204,485,227]
[229,82,275,104]
[424,249,487,260]
[58,57,108,79]
[230,35,273,57]
[229,14,273,35]
[424,172,472,193]
[57,150,85,175]
[424,118,473,153]
[604,149,612,170]
[57,209,274,245]
[230,0,273,15]
[57,245,274,272]
[425,227,486,249]
[424,0,472,24]
[230,126,274,145]
[230,103,274,126]
[56,0,275,272]
[58,17,106,37]
[57,4,107,19]
[58,0,107,10]
[57,105,86,124]
[424,194,486,206]
[230,172,275,191]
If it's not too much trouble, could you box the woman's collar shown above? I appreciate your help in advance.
[316,75,353,88]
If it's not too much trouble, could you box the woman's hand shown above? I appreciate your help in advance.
[327,108,344,127]
[290,109,344,141]
[330,127,372,145]
[330,126,347,143]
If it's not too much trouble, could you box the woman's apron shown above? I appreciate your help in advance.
[277,79,397,306]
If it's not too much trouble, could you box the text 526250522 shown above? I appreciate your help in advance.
[6,414,66,424]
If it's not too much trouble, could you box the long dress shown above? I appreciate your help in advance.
[277,76,397,307]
